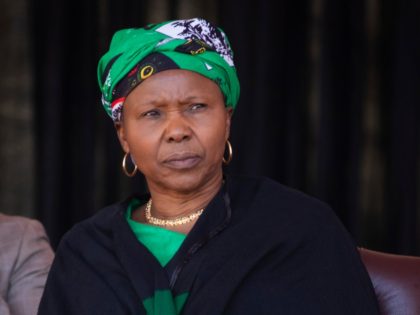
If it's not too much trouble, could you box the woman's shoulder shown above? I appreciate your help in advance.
[228,174,339,226]
[227,174,355,248]
[57,199,130,252]
[229,174,331,208]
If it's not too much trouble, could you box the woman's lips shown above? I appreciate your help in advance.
[162,153,202,169]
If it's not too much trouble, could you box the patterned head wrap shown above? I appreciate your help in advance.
[97,18,240,122]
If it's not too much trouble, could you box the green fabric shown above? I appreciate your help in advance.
[126,199,189,314]
[142,291,189,315]
[97,18,240,120]
[126,198,186,267]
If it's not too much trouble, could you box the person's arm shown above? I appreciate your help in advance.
[7,218,54,315]
[0,296,11,315]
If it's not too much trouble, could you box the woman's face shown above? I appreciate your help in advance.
[116,69,232,194]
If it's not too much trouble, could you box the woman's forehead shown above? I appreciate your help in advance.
[127,70,223,100]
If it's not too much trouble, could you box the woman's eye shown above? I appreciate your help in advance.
[190,103,206,111]
[142,110,160,118]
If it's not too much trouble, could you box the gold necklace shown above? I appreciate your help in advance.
[144,199,204,227]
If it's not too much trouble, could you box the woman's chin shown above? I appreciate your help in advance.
[151,170,222,195]
[161,177,206,194]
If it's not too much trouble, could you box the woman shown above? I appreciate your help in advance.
[0,213,54,315]
[39,18,379,314]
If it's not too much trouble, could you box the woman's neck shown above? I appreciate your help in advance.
[147,172,223,220]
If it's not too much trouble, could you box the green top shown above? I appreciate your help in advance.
[125,198,187,267]
[126,198,189,314]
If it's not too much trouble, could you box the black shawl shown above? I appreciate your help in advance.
[38,175,379,314]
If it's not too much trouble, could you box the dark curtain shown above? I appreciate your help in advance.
[31,0,420,254]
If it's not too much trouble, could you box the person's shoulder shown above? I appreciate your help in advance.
[0,212,47,238]
[0,212,38,227]
[228,175,350,244]
[0,213,54,271]
[229,174,330,207]
[228,174,337,224]
[57,199,129,250]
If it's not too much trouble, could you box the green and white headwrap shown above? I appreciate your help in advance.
[97,18,240,122]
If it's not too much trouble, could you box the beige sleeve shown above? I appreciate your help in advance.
[6,218,54,315]
[0,296,11,315]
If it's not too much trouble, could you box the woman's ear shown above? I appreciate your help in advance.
[115,122,130,153]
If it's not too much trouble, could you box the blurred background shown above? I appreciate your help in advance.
[0,0,419,255]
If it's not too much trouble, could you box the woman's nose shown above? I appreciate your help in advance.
[165,114,192,143]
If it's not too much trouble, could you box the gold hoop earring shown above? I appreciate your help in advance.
[122,152,138,177]
[223,140,233,165]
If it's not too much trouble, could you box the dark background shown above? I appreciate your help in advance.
[14,0,419,254]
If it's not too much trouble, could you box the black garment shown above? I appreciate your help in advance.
[38,175,379,314]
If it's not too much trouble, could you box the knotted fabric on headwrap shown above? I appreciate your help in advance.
[97,18,240,122]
